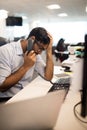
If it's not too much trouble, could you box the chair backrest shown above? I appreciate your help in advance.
[0,37,8,46]
[56,38,67,52]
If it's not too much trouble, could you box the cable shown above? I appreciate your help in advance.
[73,101,87,123]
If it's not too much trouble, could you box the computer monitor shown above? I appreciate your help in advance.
[6,16,22,26]
[81,34,87,117]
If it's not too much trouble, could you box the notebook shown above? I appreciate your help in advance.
[0,89,68,130]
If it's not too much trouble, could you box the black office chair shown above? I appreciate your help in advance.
[0,37,8,46]
[54,38,69,62]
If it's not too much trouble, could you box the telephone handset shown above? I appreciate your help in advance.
[27,38,34,54]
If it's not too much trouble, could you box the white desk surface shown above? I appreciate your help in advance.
[55,91,87,130]
[5,64,87,130]
[7,66,66,103]
[7,76,54,103]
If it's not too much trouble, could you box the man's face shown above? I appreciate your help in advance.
[33,41,48,54]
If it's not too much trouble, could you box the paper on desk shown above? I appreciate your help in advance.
[54,66,71,78]
[54,66,65,75]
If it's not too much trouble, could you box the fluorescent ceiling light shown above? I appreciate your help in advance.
[86,6,87,12]
[58,13,68,17]
[0,9,8,19]
[47,4,61,9]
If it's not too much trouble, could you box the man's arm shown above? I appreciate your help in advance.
[0,66,29,92]
[44,33,54,80]
[0,51,36,92]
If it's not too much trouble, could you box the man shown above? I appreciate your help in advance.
[0,27,54,97]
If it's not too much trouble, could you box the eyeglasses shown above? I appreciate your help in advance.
[35,40,47,51]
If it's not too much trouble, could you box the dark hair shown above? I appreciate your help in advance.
[27,27,50,45]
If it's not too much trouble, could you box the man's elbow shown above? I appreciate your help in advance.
[44,73,53,81]
[0,83,8,92]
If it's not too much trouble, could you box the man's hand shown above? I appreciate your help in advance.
[46,32,53,53]
[44,32,54,80]
[23,50,36,69]
[0,50,37,92]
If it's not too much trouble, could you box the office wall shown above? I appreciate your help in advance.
[0,19,87,44]
[39,21,87,45]
[0,19,7,38]
[0,18,30,41]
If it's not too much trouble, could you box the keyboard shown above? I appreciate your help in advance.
[0,97,12,102]
[48,77,71,93]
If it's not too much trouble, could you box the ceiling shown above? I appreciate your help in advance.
[0,0,87,23]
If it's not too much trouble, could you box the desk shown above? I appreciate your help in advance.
[7,66,67,103]
[55,91,87,130]
[7,76,54,103]
[3,62,87,130]
[7,76,87,130]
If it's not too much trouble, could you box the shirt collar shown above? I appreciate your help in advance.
[15,40,23,55]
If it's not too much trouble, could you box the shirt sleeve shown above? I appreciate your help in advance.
[0,47,11,85]
[35,54,46,77]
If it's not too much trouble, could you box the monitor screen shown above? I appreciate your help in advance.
[81,34,87,117]
[6,16,22,26]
